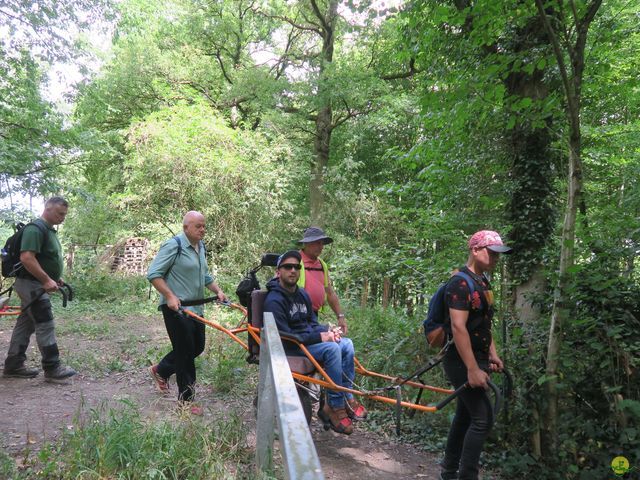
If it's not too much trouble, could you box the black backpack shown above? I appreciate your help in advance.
[1,222,49,278]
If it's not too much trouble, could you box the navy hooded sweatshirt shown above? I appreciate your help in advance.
[263,278,328,355]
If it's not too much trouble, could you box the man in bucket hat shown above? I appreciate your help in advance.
[297,226,348,334]
[439,230,512,480]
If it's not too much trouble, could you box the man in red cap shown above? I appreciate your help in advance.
[439,230,512,480]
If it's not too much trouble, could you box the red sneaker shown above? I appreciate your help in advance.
[346,398,367,421]
[148,365,169,394]
[318,404,353,435]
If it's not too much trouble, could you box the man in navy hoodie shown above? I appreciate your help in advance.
[263,250,366,435]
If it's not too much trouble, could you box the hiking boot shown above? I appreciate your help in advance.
[3,366,40,379]
[438,473,458,480]
[148,365,170,394]
[438,464,458,480]
[318,403,353,435]
[346,398,367,421]
[44,365,77,383]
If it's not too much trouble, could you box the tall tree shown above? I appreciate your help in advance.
[534,0,603,453]
[0,0,110,201]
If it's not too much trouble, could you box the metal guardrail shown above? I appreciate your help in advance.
[256,313,325,479]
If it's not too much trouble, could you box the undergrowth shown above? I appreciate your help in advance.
[3,400,267,479]
[346,306,453,449]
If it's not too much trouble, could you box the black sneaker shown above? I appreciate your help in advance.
[44,365,77,383]
[438,472,458,480]
[3,366,40,378]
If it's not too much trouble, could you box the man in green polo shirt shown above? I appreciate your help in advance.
[147,210,227,415]
[2,197,77,382]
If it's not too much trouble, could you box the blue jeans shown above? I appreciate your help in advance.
[306,337,355,409]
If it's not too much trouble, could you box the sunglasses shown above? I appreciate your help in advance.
[279,263,302,271]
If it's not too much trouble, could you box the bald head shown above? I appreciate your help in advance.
[182,211,206,245]
[183,211,205,226]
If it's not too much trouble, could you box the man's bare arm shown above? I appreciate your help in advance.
[150,278,180,311]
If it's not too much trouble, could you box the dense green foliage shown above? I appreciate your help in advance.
[2,0,639,478]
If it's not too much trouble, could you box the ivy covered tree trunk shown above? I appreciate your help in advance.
[309,0,338,226]
[505,34,556,455]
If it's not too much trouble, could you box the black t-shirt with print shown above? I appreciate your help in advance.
[444,266,494,358]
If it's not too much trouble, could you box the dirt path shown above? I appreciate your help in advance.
[0,310,442,479]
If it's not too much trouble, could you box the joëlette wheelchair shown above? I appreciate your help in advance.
[178,253,507,433]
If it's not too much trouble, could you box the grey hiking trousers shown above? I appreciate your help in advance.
[3,277,60,372]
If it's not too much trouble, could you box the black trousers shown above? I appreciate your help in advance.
[441,351,494,480]
[156,306,206,402]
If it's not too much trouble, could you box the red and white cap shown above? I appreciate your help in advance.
[468,230,513,253]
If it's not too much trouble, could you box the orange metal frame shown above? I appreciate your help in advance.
[0,306,20,316]
[1,298,454,412]
[182,305,454,413]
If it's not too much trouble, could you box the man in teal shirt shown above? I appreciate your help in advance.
[147,211,226,415]
[3,196,77,382]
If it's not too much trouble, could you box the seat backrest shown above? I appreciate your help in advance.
[250,290,268,328]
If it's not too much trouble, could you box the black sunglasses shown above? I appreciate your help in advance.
[279,263,302,271]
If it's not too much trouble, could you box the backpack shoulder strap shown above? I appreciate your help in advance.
[452,270,485,332]
[164,236,182,279]
[453,270,476,296]
[148,236,182,299]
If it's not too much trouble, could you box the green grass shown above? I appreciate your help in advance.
[3,401,265,479]
[196,305,258,396]
[56,318,112,339]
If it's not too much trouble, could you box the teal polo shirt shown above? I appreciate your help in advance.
[20,218,64,281]
[147,232,214,316]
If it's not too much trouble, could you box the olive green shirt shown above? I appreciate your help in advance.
[20,218,63,281]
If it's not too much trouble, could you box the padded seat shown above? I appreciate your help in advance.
[250,290,316,375]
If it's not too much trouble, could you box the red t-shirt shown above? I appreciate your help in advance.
[300,250,327,312]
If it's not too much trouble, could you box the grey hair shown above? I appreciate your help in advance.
[45,196,69,208]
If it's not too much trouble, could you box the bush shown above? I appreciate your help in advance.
[66,267,149,301]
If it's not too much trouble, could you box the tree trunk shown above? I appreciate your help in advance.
[382,277,390,309]
[544,135,582,454]
[361,277,369,308]
[309,0,338,226]
[536,0,602,456]
[535,0,601,454]
[513,266,546,326]
[530,403,542,459]
[66,244,76,272]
